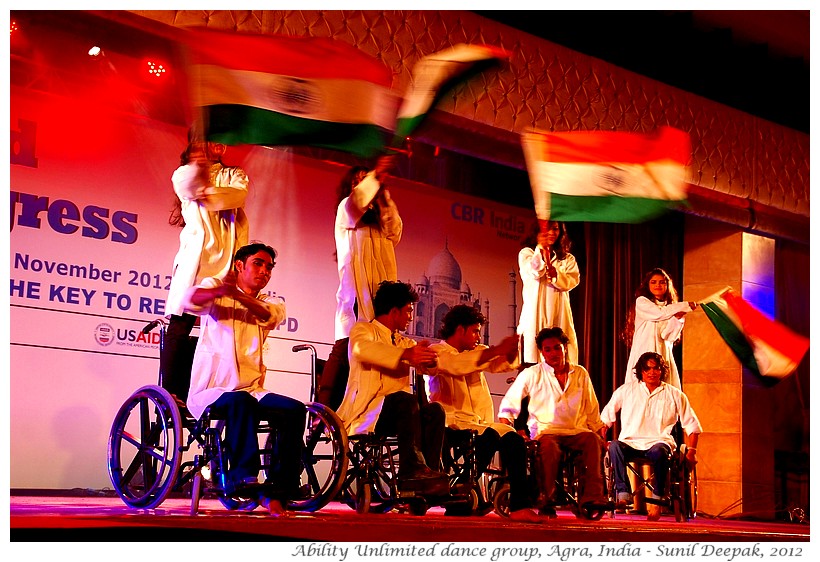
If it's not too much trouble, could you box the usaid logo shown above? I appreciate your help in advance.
[269,77,322,115]
[94,323,115,346]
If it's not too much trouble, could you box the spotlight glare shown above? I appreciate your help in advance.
[145,59,168,79]
[11,20,19,34]
[88,46,102,57]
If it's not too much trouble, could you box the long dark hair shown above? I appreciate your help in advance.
[169,137,224,228]
[621,268,680,347]
[519,219,572,260]
[336,165,379,226]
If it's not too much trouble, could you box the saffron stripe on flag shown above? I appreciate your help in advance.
[184,27,393,83]
[531,127,691,165]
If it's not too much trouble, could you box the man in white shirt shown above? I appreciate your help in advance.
[600,351,702,521]
[499,327,610,515]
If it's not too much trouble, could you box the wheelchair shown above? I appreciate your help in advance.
[483,437,543,518]
[107,318,348,514]
[606,440,698,522]
[489,396,609,520]
[323,371,470,516]
[550,445,610,520]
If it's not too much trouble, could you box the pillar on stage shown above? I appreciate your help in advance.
[682,215,777,519]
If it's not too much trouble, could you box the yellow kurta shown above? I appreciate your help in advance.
[426,341,518,436]
[335,320,414,434]
[182,278,286,420]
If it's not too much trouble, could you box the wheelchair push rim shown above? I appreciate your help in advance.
[107,385,183,509]
[263,402,348,513]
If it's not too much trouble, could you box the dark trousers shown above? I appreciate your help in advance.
[316,337,349,410]
[210,391,306,498]
[609,440,672,498]
[537,432,606,505]
[159,313,196,401]
[374,391,445,474]
[476,428,532,512]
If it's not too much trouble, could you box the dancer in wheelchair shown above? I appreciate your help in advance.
[601,352,702,521]
[499,327,612,517]
[183,242,304,516]
[336,281,450,495]
[425,305,543,522]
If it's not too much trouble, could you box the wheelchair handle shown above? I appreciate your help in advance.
[292,344,317,402]
[141,317,167,334]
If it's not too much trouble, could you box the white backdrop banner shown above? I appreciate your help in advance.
[10,85,533,489]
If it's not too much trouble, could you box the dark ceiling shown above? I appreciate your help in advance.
[474,10,810,134]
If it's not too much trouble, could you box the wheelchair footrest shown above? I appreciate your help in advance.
[643,496,671,508]
[223,482,296,501]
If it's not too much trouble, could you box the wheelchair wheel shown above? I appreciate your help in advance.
[673,461,697,522]
[355,481,372,514]
[219,491,259,511]
[408,498,428,516]
[493,483,511,517]
[107,385,183,509]
[467,487,480,512]
[263,402,348,512]
[577,503,606,521]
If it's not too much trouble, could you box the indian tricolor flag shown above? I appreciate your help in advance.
[522,127,691,223]
[393,44,511,142]
[182,27,397,157]
[700,287,809,380]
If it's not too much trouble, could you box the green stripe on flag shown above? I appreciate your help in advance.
[394,116,427,143]
[549,194,686,223]
[205,105,388,158]
[701,301,761,377]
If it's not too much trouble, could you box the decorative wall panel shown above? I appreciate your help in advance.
[131,9,809,236]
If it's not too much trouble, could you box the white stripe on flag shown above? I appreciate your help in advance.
[529,161,687,199]
[193,64,397,128]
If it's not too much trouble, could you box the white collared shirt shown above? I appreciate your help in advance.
[601,380,702,450]
[499,361,604,439]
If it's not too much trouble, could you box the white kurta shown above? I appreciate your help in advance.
[499,362,604,439]
[426,341,519,436]
[335,320,414,434]
[165,162,249,317]
[516,246,580,365]
[182,278,286,420]
[334,172,402,340]
[625,297,694,389]
[600,380,702,451]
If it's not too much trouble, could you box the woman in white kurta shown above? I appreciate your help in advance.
[623,268,697,389]
[318,157,400,409]
[161,140,249,401]
[516,220,580,365]
[334,157,401,339]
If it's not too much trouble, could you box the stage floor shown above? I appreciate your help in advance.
[9,493,810,548]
